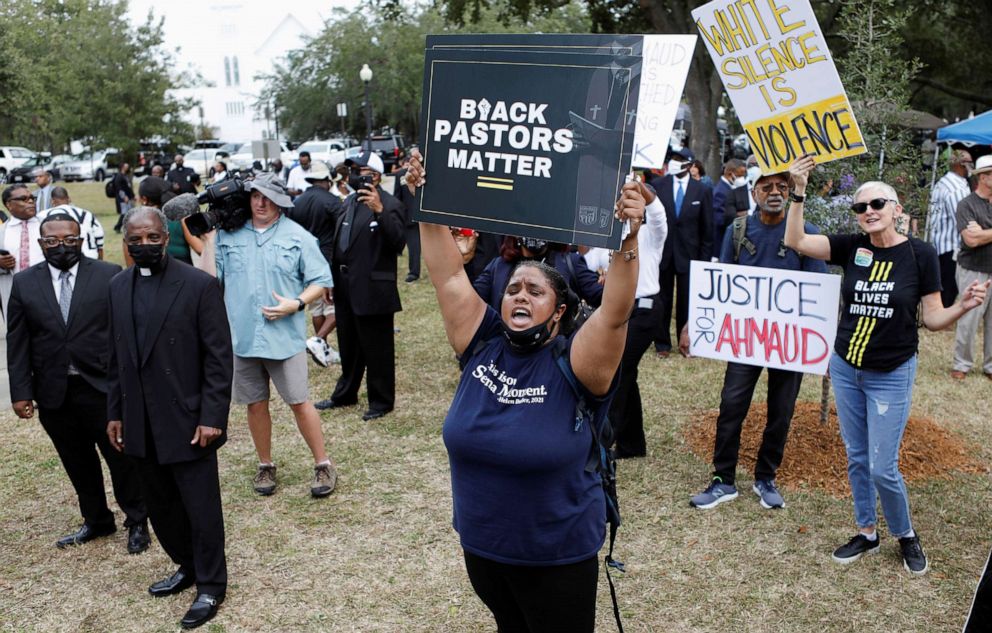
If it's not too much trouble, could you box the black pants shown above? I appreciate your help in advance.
[405,223,421,278]
[463,550,598,633]
[331,284,396,413]
[610,302,660,457]
[38,376,146,529]
[964,546,992,632]
[939,251,959,308]
[712,362,804,485]
[656,265,689,351]
[133,448,227,595]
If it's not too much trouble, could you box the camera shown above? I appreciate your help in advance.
[187,176,251,236]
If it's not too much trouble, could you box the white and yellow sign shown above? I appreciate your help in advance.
[692,0,867,173]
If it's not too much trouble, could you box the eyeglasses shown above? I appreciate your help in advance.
[757,182,790,193]
[7,195,35,203]
[850,198,897,214]
[40,236,83,248]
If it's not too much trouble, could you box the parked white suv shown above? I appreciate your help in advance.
[0,146,36,181]
[296,139,350,168]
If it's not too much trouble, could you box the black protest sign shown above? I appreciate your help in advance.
[416,48,642,249]
[426,33,643,56]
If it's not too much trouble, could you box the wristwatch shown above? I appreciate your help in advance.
[789,191,806,203]
[297,298,306,312]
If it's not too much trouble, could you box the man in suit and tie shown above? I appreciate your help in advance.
[106,206,233,629]
[1,184,47,320]
[651,148,713,358]
[34,169,54,212]
[7,212,149,552]
[314,151,406,421]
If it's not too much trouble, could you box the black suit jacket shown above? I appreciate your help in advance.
[392,168,419,227]
[331,188,406,315]
[653,174,714,273]
[286,186,342,263]
[7,257,122,409]
[107,256,233,464]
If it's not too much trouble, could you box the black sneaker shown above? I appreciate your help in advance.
[831,533,880,564]
[898,535,929,576]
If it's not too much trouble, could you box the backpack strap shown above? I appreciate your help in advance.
[732,215,756,263]
[551,338,625,632]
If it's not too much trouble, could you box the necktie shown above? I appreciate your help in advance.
[675,181,685,219]
[59,270,71,323]
[337,200,355,251]
[18,222,30,271]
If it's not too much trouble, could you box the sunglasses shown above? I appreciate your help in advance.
[850,198,897,214]
[8,195,35,203]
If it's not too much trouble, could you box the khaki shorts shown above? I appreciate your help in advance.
[233,352,309,405]
[308,295,335,317]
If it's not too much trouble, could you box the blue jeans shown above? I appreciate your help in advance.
[829,353,918,537]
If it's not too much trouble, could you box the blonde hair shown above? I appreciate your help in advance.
[853,181,900,205]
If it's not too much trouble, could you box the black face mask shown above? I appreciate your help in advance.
[128,243,165,270]
[519,238,548,258]
[501,311,558,352]
[43,244,82,271]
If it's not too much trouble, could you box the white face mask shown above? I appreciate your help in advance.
[733,176,747,188]
[747,165,762,184]
[668,159,687,175]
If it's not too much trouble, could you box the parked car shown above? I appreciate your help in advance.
[296,139,349,167]
[182,148,226,179]
[227,140,296,171]
[0,146,36,182]
[61,148,121,182]
[367,135,407,172]
[7,153,63,183]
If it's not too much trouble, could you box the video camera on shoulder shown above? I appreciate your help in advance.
[186,176,252,236]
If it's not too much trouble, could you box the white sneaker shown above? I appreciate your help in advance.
[306,336,329,368]
[323,340,341,364]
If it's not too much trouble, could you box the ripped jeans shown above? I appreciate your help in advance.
[829,353,918,537]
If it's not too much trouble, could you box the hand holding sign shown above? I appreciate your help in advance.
[616,181,646,242]
[406,149,426,191]
[788,153,817,192]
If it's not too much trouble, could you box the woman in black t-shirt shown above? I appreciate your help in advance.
[784,155,989,577]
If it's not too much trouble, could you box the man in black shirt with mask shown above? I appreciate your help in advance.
[7,213,149,553]
[106,206,233,630]
[314,151,405,420]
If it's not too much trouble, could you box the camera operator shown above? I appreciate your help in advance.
[313,152,405,421]
[197,173,338,498]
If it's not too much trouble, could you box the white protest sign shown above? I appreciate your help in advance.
[691,0,866,173]
[631,35,697,170]
[688,261,840,375]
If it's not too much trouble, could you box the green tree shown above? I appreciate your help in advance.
[258,1,590,142]
[0,0,196,158]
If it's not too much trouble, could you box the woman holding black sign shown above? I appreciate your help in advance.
[784,154,989,576]
[406,149,643,631]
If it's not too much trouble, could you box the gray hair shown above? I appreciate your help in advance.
[853,181,900,205]
[123,206,169,235]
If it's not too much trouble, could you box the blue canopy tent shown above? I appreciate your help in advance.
[936,110,992,145]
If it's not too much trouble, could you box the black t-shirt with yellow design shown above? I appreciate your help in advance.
[828,234,940,372]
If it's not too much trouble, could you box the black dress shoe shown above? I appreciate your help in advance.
[362,408,391,421]
[405,274,419,283]
[56,523,116,549]
[148,568,195,597]
[127,522,151,554]
[181,592,224,629]
[314,398,356,411]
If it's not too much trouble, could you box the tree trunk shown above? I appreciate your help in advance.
[638,0,724,176]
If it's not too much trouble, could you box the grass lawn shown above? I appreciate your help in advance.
[0,181,989,632]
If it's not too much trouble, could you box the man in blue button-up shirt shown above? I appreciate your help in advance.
[199,173,338,499]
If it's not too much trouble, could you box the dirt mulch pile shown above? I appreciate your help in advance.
[683,401,988,497]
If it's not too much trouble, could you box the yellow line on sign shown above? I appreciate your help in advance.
[477,182,513,191]
[478,176,514,184]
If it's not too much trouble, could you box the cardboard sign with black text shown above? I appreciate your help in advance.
[417,47,642,249]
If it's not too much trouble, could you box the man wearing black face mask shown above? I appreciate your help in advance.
[315,151,406,421]
[6,213,150,553]
[107,206,233,630]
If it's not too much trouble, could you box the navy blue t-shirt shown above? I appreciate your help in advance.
[443,307,612,566]
[719,216,827,273]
